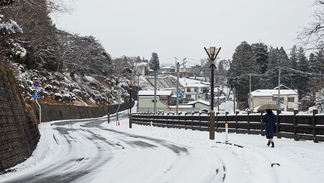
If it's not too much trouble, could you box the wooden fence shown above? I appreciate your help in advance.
[131,110,324,143]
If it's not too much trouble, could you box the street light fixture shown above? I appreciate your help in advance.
[128,80,134,128]
[204,46,221,140]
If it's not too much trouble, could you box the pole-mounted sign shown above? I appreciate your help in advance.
[33,80,41,125]
[33,80,40,88]
[33,91,41,99]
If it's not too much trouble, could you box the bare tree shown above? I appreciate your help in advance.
[0,2,23,59]
[298,1,324,50]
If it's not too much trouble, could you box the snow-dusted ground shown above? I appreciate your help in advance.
[1,103,324,183]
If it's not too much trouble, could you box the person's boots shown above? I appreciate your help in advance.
[267,141,270,146]
[271,142,274,148]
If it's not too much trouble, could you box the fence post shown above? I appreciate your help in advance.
[247,110,250,133]
[225,111,229,132]
[260,112,263,135]
[171,112,174,128]
[191,112,194,130]
[235,111,239,131]
[216,112,219,131]
[199,112,202,130]
[293,109,298,141]
[276,110,281,138]
[129,113,132,128]
[313,109,318,143]
[184,113,187,129]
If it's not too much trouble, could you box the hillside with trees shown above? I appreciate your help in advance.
[0,0,138,107]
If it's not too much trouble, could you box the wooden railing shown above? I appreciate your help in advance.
[131,110,324,142]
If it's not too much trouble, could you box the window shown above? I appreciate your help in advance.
[288,97,294,102]
[194,88,198,92]
[187,88,191,92]
[272,97,284,104]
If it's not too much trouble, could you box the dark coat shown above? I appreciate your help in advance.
[262,113,276,138]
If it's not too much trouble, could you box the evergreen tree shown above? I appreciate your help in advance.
[290,45,298,70]
[266,47,280,88]
[289,45,299,90]
[251,42,268,74]
[149,52,160,71]
[228,41,260,106]
[278,47,291,89]
[297,47,310,97]
[314,49,324,74]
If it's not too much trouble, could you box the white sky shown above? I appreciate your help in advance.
[52,0,316,66]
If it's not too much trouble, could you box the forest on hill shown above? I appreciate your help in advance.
[0,0,140,106]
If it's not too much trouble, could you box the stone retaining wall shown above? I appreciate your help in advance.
[0,61,40,172]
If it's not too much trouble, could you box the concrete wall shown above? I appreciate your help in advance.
[0,61,40,172]
[31,101,131,122]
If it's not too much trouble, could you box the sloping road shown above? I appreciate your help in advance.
[1,114,224,183]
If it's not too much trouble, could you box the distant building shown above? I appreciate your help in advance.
[159,66,175,76]
[187,100,210,111]
[179,66,191,78]
[138,90,173,112]
[135,62,148,76]
[183,83,209,101]
[249,85,299,112]
[138,90,209,112]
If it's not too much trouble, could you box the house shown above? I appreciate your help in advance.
[183,83,209,102]
[138,90,173,112]
[179,66,191,78]
[138,90,210,112]
[187,100,210,111]
[249,85,298,112]
[159,66,175,76]
[135,62,148,76]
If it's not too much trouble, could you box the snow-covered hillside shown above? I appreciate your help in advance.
[9,62,132,106]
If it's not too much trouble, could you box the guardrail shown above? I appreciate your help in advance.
[131,110,324,142]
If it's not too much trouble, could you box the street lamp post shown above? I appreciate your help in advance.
[128,80,134,128]
[204,46,221,140]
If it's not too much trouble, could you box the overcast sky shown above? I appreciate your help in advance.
[52,0,316,66]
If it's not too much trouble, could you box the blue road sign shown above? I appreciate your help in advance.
[33,91,41,99]
[33,80,40,87]
[178,91,183,98]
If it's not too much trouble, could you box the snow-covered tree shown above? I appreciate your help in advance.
[0,4,24,60]
[251,42,268,74]
[228,41,260,104]
[149,52,160,71]
[298,0,324,51]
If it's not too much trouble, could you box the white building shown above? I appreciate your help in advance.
[249,85,299,112]
[138,90,209,112]
[138,90,173,112]
[183,83,209,101]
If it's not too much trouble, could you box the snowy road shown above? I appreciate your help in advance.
[1,110,324,183]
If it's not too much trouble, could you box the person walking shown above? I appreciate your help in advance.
[262,109,276,148]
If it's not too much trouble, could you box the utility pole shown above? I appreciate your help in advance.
[249,74,251,109]
[233,88,236,113]
[278,66,281,108]
[175,57,180,115]
[154,70,157,112]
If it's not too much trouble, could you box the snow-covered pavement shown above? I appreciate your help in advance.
[1,109,324,183]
